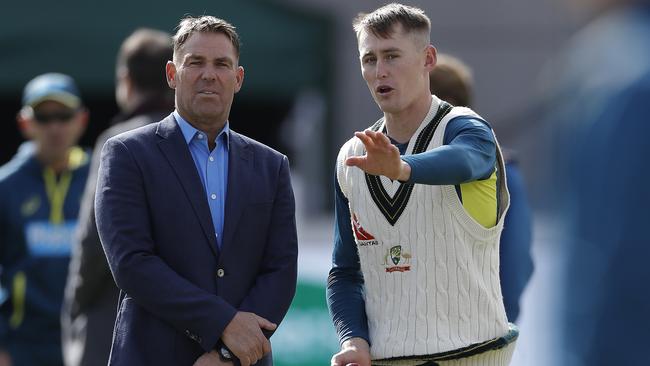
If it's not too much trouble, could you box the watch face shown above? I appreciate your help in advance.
[220,347,232,359]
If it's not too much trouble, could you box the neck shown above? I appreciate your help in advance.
[192,118,226,145]
[36,148,70,174]
[384,93,432,143]
[123,92,147,115]
[177,110,227,144]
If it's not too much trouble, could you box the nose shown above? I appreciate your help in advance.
[375,59,388,79]
[201,65,218,81]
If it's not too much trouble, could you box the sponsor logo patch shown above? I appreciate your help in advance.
[352,213,379,246]
[24,220,77,257]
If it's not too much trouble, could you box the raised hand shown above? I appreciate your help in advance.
[346,130,411,181]
[221,311,276,366]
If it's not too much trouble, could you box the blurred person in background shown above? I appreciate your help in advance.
[327,4,517,366]
[95,15,297,366]
[536,0,650,364]
[61,28,174,366]
[429,54,534,323]
[0,73,89,366]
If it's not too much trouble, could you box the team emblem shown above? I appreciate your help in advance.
[383,245,411,272]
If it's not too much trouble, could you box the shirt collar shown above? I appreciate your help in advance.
[173,110,230,148]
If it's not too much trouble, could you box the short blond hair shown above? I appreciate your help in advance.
[353,3,430,43]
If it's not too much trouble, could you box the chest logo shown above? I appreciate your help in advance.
[21,195,41,217]
[352,213,374,240]
[352,213,379,246]
[382,245,411,273]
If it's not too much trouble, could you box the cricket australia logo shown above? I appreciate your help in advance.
[352,213,378,246]
[382,245,412,273]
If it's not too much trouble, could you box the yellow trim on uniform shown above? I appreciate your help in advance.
[43,169,72,224]
[42,146,86,224]
[460,170,497,228]
[9,271,27,329]
[67,146,88,170]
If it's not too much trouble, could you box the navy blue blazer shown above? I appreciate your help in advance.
[95,114,298,365]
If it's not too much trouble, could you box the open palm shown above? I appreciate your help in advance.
[346,130,403,180]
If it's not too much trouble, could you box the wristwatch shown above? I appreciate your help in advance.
[218,345,232,362]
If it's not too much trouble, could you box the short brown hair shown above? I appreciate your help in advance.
[172,15,241,58]
[353,3,430,39]
[429,54,473,107]
[117,28,173,93]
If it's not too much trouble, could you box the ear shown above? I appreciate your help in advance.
[166,61,177,89]
[121,71,134,99]
[234,65,245,94]
[68,109,89,142]
[77,109,90,129]
[425,45,437,71]
[16,110,34,139]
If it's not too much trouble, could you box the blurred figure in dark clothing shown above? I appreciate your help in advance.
[0,72,89,366]
[429,54,534,323]
[61,28,173,366]
[537,1,650,364]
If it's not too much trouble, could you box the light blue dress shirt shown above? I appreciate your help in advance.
[174,111,229,248]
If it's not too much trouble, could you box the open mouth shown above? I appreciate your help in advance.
[376,86,394,95]
[198,91,218,95]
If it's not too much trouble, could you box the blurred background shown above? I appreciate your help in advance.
[3,0,649,365]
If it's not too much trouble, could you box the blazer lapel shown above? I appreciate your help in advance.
[155,115,219,259]
[221,131,252,253]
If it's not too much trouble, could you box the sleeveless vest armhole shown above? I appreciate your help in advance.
[336,140,355,199]
[493,135,510,222]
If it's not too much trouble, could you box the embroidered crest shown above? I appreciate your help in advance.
[382,245,411,272]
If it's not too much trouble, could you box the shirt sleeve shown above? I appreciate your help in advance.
[401,116,496,185]
[326,175,370,345]
[499,161,534,322]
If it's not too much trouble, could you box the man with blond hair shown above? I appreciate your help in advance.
[327,4,517,366]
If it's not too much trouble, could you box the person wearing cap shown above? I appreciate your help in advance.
[0,73,90,366]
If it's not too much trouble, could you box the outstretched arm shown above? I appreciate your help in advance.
[348,117,496,185]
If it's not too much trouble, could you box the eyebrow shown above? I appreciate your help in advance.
[184,54,204,61]
[361,47,402,58]
[184,54,234,65]
[215,57,234,65]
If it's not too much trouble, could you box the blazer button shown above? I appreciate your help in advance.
[216,268,225,278]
